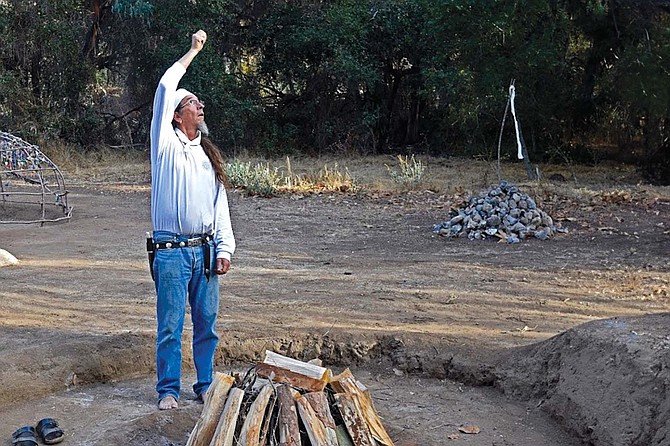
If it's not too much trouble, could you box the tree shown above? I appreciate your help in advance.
[0,0,667,182]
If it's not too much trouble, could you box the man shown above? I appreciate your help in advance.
[149,30,235,411]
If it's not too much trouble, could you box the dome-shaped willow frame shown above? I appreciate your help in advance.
[0,132,72,224]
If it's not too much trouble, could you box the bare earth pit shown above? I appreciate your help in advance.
[0,166,668,445]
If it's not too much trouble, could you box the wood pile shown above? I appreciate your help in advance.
[186,351,395,446]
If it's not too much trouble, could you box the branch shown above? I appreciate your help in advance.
[100,101,151,125]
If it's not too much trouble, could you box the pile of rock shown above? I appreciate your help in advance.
[433,181,565,243]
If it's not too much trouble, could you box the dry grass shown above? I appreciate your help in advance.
[39,144,670,200]
[42,143,149,185]
[280,157,356,193]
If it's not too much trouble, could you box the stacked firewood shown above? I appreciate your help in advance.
[186,351,394,446]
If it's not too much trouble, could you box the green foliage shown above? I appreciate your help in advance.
[225,156,358,194]
[112,0,154,18]
[0,0,668,180]
[225,160,280,197]
[0,1,95,143]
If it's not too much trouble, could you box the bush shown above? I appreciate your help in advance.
[385,154,425,189]
[225,160,281,197]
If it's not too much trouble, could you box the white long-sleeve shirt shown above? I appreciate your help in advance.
[150,62,235,261]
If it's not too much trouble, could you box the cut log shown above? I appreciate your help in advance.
[355,389,394,446]
[263,350,331,380]
[296,394,338,446]
[186,373,236,446]
[331,369,395,446]
[256,363,329,392]
[330,368,361,394]
[276,385,300,446]
[304,392,337,428]
[239,383,275,446]
[209,387,245,446]
[304,392,338,445]
[258,390,277,446]
[333,393,375,446]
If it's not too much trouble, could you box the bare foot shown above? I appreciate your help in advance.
[158,395,178,410]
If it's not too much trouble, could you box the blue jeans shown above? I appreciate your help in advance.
[152,231,219,401]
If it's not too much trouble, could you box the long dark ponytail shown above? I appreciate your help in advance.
[201,137,228,186]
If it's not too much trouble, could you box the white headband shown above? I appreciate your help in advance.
[173,88,194,112]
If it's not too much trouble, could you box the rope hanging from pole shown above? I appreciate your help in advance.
[497,80,539,181]
[509,84,524,160]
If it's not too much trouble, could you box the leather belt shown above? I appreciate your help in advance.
[154,234,212,250]
[151,234,213,281]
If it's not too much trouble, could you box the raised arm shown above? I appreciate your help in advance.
[150,30,208,158]
[178,30,207,69]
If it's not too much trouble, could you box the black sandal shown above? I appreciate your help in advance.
[11,426,38,446]
[36,418,64,445]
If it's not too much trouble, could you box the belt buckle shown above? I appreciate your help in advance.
[187,238,200,247]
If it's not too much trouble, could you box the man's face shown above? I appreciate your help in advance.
[174,95,205,129]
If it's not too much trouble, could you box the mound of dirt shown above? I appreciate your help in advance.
[492,313,670,446]
[2,314,669,445]
[0,329,154,403]
[329,314,670,446]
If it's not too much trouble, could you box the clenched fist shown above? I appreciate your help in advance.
[192,30,207,52]
[215,258,230,275]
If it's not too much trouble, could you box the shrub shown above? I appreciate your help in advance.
[385,154,425,189]
[225,160,280,197]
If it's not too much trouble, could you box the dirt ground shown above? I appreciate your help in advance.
[0,158,668,445]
